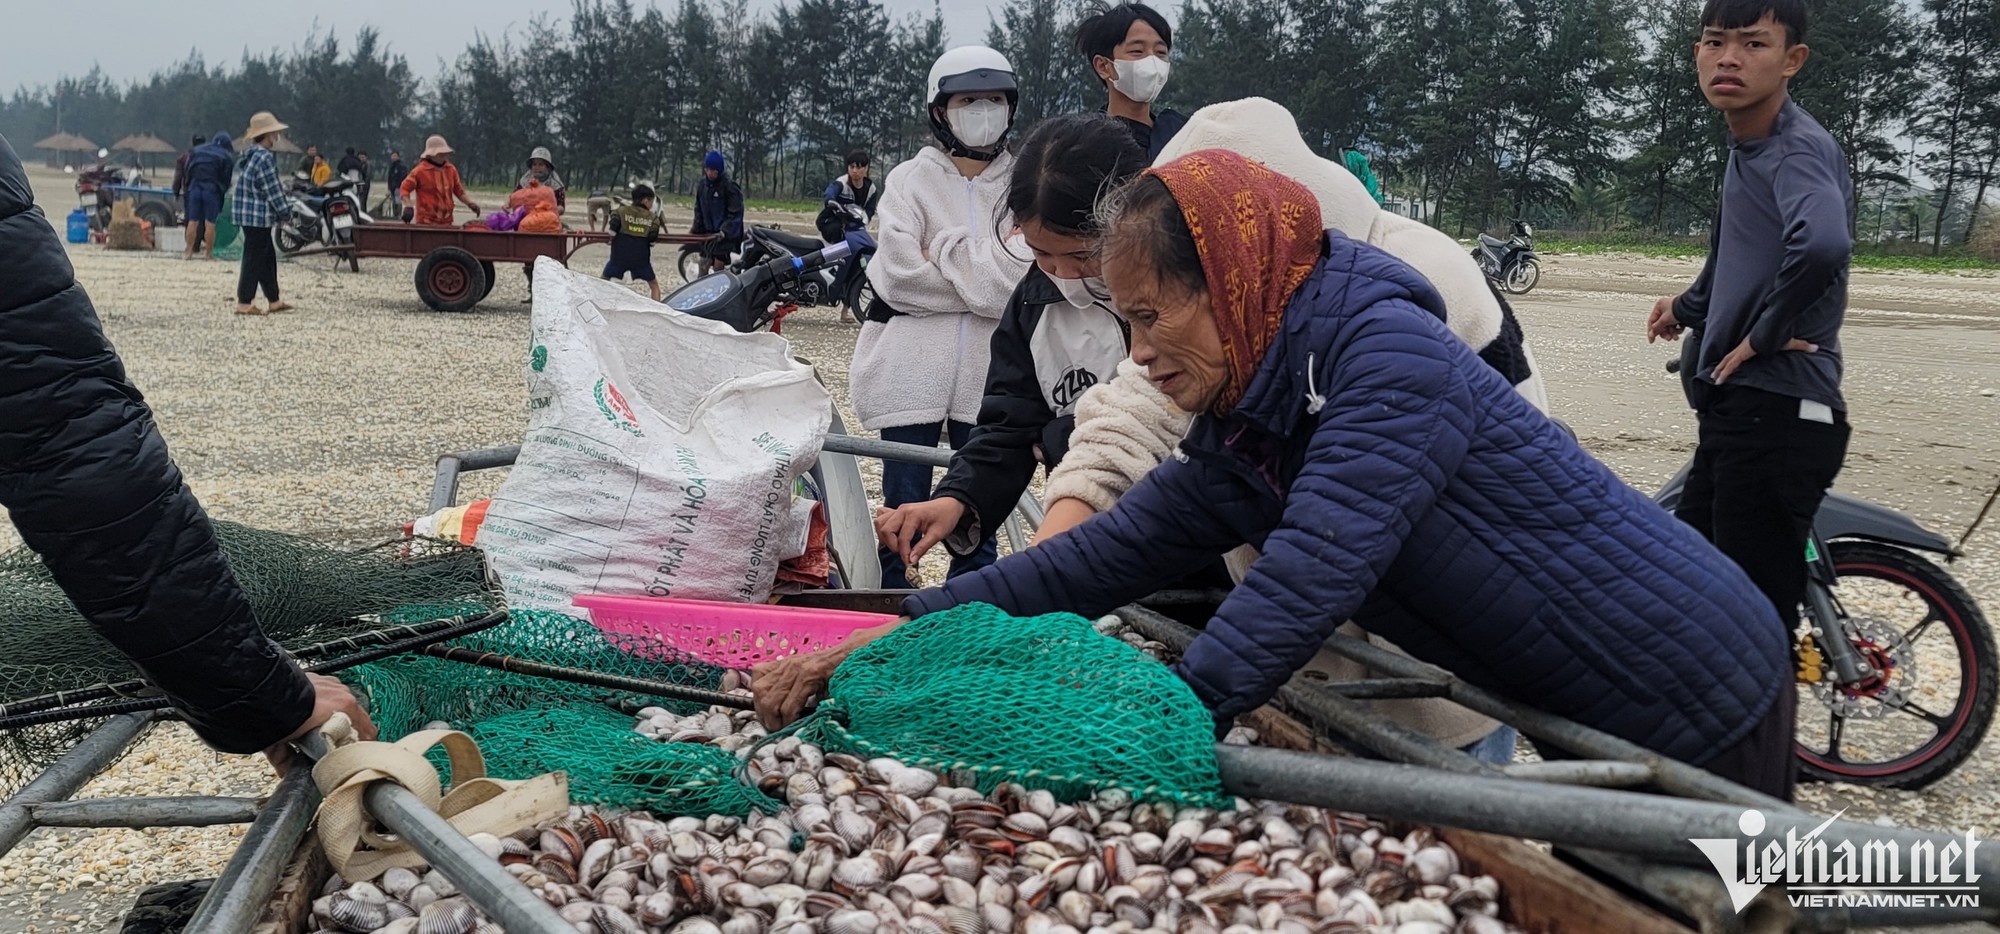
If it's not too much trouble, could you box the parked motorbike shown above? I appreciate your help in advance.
[277,171,371,254]
[1660,350,1994,789]
[679,208,872,326]
[664,239,853,334]
[69,152,147,230]
[1472,219,1540,295]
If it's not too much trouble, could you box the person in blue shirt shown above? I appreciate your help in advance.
[181,132,234,261]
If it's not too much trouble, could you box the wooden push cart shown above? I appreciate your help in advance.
[345,225,706,313]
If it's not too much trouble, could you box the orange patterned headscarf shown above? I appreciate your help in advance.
[1146,149,1324,415]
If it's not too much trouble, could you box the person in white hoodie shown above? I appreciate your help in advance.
[851,46,1031,587]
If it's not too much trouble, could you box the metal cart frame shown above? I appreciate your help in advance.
[1,439,1994,932]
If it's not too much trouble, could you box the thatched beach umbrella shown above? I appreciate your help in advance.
[112,133,178,171]
[33,132,99,167]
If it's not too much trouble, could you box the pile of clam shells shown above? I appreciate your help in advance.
[312,699,1519,934]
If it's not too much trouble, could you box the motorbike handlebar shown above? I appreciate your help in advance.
[767,240,852,281]
[1665,358,1682,374]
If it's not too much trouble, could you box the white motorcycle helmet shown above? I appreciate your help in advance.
[926,46,1019,161]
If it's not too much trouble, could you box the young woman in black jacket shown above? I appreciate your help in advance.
[873,113,1144,569]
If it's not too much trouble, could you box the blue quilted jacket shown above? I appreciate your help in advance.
[904,232,1789,764]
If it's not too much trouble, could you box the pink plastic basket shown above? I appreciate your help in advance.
[572,594,893,669]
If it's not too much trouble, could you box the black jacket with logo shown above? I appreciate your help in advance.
[932,266,1129,552]
[0,135,314,754]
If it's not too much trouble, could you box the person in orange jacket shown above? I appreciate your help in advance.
[398,135,481,226]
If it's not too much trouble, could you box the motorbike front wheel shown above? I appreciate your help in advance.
[1795,540,1997,789]
[1503,257,1540,294]
[845,267,876,321]
[275,223,313,254]
[677,247,710,286]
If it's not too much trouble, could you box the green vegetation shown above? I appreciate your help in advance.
[1538,234,2000,273]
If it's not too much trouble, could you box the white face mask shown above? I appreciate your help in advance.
[1111,56,1172,105]
[1053,274,1112,310]
[947,100,1011,149]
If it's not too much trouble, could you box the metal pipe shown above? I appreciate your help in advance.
[0,616,485,720]
[417,645,751,709]
[1276,680,1495,774]
[1320,678,1452,700]
[0,612,513,731]
[1014,490,1045,532]
[1501,760,1657,788]
[1116,604,1492,775]
[1311,630,1796,810]
[821,434,953,468]
[361,780,571,932]
[28,795,262,828]
[184,758,323,932]
[1211,743,2000,887]
[0,713,153,859]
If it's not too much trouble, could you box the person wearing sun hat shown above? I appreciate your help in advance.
[398,134,480,227]
[229,111,294,316]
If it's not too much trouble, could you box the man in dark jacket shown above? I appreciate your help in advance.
[385,149,409,217]
[0,135,372,767]
[692,150,745,273]
[170,134,204,200]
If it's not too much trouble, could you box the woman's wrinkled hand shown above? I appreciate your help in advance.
[751,618,910,730]
[751,652,838,730]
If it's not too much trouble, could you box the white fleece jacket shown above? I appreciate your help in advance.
[849,148,1029,431]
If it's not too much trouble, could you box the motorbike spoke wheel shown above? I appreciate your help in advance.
[1505,258,1540,294]
[1795,540,1996,789]
[678,248,708,286]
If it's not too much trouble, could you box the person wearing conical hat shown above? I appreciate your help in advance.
[229,111,294,316]
[398,135,480,227]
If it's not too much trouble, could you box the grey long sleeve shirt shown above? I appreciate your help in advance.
[1672,99,1851,411]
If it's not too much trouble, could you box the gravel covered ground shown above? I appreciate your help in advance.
[5,162,2000,930]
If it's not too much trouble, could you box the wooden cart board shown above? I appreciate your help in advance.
[345,224,706,313]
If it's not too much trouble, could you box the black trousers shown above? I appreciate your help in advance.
[1677,384,1851,630]
[236,225,279,304]
[1675,383,1849,801]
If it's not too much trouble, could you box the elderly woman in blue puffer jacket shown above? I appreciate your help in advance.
[754,150,1796,799]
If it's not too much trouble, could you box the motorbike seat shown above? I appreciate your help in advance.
[755,226,825,255]
[312,179,354,196]
[1477,233,1508,249]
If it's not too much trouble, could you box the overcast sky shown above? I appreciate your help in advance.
[1,0,999,92]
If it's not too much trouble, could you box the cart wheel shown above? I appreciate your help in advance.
[480,261,498,299]
[135,202,175,232]
[415,247,487,312]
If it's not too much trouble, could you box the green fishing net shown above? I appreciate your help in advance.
[802,603,1231,808]
[465,704,775,817]
[343,609,778,814]
[0,521,493,795]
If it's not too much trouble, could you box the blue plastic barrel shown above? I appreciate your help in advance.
[66,208,89,244]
